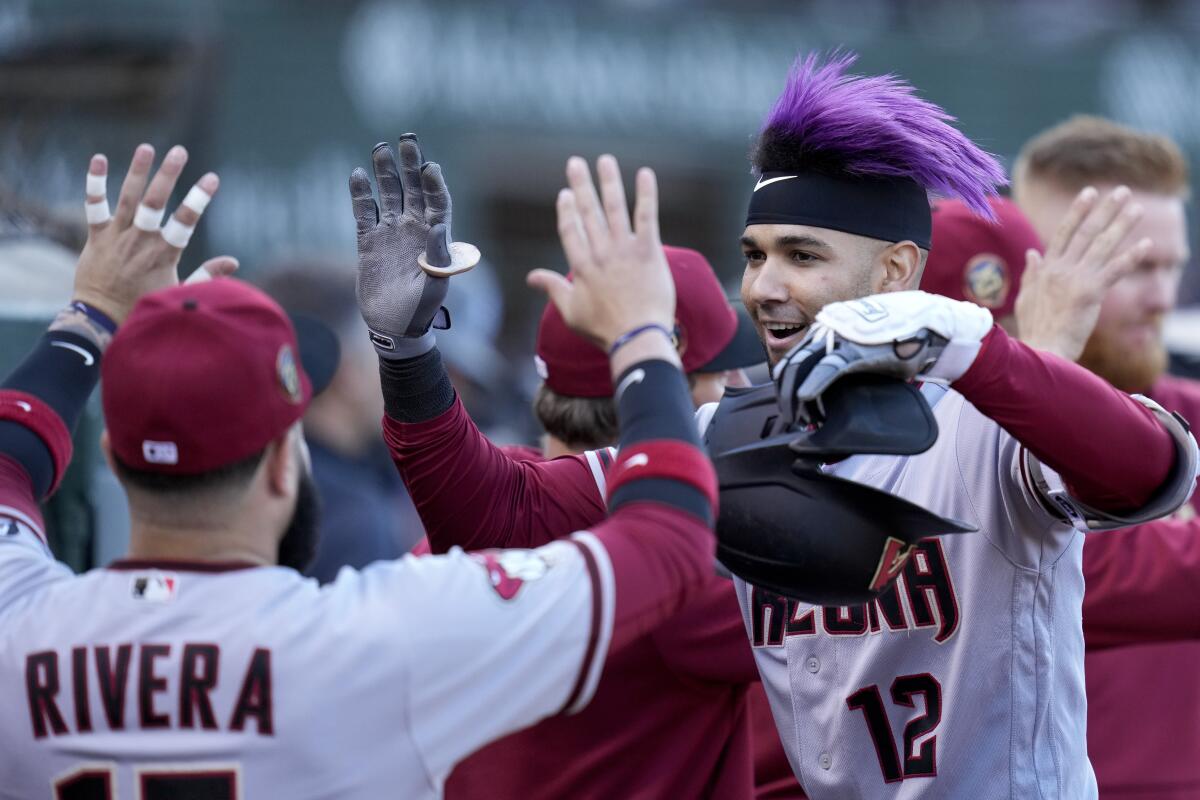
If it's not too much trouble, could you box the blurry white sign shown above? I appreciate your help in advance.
[342,1,800,138]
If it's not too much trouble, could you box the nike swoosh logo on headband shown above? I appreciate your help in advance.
[51,340,96,366]
[753,175,798,192]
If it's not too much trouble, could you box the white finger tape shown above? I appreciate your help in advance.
[161,217,196,249]
[134,203,164,232]
[181,185,213,215]
[85,200,111,225]
[86,172,107,197]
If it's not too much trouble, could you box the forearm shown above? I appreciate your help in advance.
[0,306,106,499]
[1082,518,1200,648]
[953,325,1174,512]
[380,348,606,552]
[587,357,717,652]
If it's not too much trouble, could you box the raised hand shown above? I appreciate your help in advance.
[1015,186,1152,361]
[349,134,473,359]
[527,155,676,365]
[72,144,228,325]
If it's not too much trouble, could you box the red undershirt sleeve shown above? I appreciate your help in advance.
[382,399,606,554]
[952,325,1175,513]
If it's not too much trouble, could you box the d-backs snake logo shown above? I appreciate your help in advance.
[751,539,960,645]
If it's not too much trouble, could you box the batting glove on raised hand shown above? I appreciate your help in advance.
[774,290,994,426]
[349,134,455,359]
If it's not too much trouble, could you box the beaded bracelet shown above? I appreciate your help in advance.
[607,323,674,357]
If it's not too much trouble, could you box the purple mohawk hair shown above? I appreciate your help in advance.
[753,52,1007,219]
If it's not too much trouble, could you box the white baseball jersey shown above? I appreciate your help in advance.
[0,512,614,799]
[697,385,1115,799]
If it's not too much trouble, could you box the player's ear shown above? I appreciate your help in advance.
[879,241,923,292]
[264,428,300,499]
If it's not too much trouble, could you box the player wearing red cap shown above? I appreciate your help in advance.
[1011,116,1200,800]
[0,145,720,798]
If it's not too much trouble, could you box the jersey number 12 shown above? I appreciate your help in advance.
[846,673,942,783]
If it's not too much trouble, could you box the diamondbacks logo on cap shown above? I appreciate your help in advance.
[131,572,178,603]
[142,440,179,465]
[963,253,1009,310]
[277,344,302,404]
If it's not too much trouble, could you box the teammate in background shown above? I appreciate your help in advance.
[435,245,789,799]
[260,264,426,581]
[919,196,1040,333]
[1012,116,1200,800]
[373,54,1196,798]
[0,145,718,799]
[533,245,760,457]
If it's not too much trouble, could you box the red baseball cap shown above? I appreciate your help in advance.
[923,196,1043,319]
[102,279,315,475]
[535,245,763,398]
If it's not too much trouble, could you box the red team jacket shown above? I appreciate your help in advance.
[408,445,805,799]
[1084,374,1200,799]
[398,428,764,799]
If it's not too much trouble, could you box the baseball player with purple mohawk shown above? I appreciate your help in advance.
[375,53,1196,798]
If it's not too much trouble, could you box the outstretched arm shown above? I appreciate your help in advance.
[779,187,1183,518]
[350,137,617,553]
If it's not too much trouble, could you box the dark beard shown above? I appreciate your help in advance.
[278,469,321,571]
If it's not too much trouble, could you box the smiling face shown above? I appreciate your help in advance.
[740,224,922,365]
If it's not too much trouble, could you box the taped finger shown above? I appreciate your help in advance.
[168,182,215,229]
[85,155,111,226]
[86,200,111,226]
[161,217,196,249]
[134,203,164,232]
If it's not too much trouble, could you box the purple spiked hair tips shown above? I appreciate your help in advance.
[754,52,1007,219]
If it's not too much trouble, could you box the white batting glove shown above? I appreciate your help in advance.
[775,290,994,426]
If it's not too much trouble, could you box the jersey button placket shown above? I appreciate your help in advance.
[806,656,820,673]
[819,752,833,770]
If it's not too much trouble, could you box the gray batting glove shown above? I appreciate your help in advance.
[349,133,455,359]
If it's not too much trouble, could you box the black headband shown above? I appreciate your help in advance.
[745,171,932,249]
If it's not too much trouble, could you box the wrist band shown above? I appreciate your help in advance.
[607,323,673,357]
[70,301,118,335]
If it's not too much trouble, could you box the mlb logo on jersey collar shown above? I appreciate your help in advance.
[130,572,178,604]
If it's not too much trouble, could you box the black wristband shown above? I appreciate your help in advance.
[378,347,457,423]
[614,359,699,450]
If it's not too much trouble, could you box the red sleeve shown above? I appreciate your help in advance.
[587,501,716,654]
[0,453,45,544]
[382,399,606,554]
[651,575,760,685]
[953,326,1175,512]
[1082,517,1200,648]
